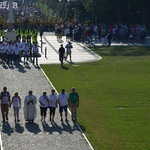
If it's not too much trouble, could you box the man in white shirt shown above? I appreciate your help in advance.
[39,92,49,122]
[32,42,39,65]
[58,89,69,121]
[13,44,20,66]
[65,41,73,62]
[23,43,29,63]
[6,41,14,64]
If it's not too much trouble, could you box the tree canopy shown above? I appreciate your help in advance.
[33,0,150,27]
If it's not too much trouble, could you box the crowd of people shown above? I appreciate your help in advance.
[0,1,148,48]
[0,87,79,123]
[0,28,41,66]
[55,22,147,46]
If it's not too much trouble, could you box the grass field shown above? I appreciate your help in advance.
[41,46,150,150]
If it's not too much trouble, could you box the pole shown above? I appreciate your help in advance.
[8,0,14,31]
[41,41,43,53]
[45,47,47,58]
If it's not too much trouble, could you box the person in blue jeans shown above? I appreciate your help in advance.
[58,89,69,122]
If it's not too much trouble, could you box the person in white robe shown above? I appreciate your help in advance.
[24,90,37,122]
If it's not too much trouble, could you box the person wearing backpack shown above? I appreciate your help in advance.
[0,87,11,123]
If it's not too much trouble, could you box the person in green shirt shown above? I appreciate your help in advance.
[69,87,79,121]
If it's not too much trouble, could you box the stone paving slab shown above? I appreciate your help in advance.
[0,63,93,150]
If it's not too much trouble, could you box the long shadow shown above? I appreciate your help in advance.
[74,122,86,133]
[14,123,24,133]
[42,122,53,134]
[1,122,14,136]
[8,63,15,69]
[61,120,74,134]
[16,64,27,73]
[41,121,63,134]
[25,122,41,134]
[24,62,31,69]
[2,63,9,69]
[61,65,69,70]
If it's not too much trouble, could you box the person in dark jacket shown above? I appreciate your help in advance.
[58,44,65,66]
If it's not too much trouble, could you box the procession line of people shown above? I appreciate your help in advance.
[0,87,79,123]
[0,38,41,66]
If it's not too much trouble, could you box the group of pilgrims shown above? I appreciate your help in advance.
[0,28,41,66]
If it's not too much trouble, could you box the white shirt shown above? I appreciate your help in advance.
[23,45,29,54]
[12,96,21,107]
[48,94,58,107]
[39,95,48,107]
[58,92,69,106]
[33,45,39,54]
[14,45,20,55]
[1,45,6,54]
[7,45,13,54]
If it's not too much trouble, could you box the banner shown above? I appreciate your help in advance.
[0,1,18,9]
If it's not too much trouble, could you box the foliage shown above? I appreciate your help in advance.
[33,0,150,27]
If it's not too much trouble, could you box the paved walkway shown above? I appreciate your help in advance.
[0,32,101,150]
[38,32,101,64]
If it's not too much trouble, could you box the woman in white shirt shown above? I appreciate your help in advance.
[10,92,21,122]
[48,89,58,122]
[39,92,49,122]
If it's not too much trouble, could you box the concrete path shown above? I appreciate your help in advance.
[38,32,101,64]
[0,32,101,150]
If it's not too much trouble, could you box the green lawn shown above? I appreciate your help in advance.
[41,46,150,150]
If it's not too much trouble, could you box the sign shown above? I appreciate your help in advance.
[0,1,18,9]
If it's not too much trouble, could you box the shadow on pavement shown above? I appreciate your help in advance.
[14,123,24,133]
[25,122,41,134]
[1,122,14,136]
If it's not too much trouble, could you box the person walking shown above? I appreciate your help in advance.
[32,42,39,65]
[69,87,79,121]
[0,87,11,123]
[24,90,37,122]
[107,29,112,46]
[10,92,21,123]
[48,89,58,122]
[65,41,73,61]
[58,89,69,122]
[39,92,49,123]
[13,43,20,66]
[58,44,65,66]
